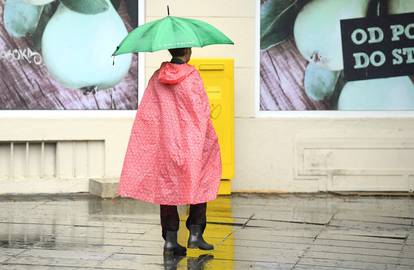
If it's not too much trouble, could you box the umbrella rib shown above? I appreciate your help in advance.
[149,23,159,52]
[187,21,204,46]
[174,17,202,48]
[152,18,169,51]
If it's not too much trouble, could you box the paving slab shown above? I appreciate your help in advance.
[0,193,412,270]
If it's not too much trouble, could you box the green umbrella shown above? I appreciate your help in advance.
[112,7,234,56]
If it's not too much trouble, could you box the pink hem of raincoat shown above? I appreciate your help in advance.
[117,190,219,206]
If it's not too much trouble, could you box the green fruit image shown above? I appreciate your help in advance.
[4,0,43,37]
[294,0,370,71]
[338,77,414,110]
[41,0,131,90]
[22,0,55,5]
[389,0,414,14]
[304,63,340,101]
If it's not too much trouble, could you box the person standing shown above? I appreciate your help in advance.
[117,47,222,256]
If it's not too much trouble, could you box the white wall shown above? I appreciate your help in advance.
[234,117,414,192]
[0,113,133,193]
[0,0,413,194]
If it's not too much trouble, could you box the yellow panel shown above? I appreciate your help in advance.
[189,59,235,189]
[218,179,232,195]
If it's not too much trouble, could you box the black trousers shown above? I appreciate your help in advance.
[160,203,207,240]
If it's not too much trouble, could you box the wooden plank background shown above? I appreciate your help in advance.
[260,37,333,111]
[0,0,138,110]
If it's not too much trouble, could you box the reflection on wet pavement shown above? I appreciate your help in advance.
[163,254,213,270]
[0,194,413,269]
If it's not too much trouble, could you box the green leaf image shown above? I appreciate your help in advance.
[125,0,138,27]
[110,0,121,10]
[32,1,58,50]
[61,0,109,15]
[260,0,308,50]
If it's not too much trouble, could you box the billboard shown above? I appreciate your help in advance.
[260,0,414,111]
[0,0,139,110]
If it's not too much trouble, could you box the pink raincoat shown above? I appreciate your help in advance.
[117,62,222,205]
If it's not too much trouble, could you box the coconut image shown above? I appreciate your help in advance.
[338,77,414,110]
[304,63,340,101]
[41,0,132,90]
[294,0,370,71]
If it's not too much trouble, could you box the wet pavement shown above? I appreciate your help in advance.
[0,193,413,270]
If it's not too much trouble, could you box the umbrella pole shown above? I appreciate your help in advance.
[167,5,170,16]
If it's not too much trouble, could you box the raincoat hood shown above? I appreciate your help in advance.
[158,62,196,85]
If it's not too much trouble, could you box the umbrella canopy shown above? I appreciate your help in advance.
[113,15,234,55]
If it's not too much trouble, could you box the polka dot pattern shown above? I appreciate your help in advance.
[118,62,222,205]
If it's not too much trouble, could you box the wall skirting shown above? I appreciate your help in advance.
[0,178,89,194]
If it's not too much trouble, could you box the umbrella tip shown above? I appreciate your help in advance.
[167,5,170,16]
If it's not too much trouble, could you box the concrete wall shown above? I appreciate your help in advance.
[0,0,413,194]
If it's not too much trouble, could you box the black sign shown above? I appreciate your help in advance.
[341,12,414,81]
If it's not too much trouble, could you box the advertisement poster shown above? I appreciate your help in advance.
[0,0,138,110]
[260,0,414,111]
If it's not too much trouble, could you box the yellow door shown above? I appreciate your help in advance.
[189,59,234,195]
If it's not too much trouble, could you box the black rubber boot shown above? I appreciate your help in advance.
[163,231,187,256]
[187,254,214,269]
[187,225,214,250]
[163,253,184,270]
